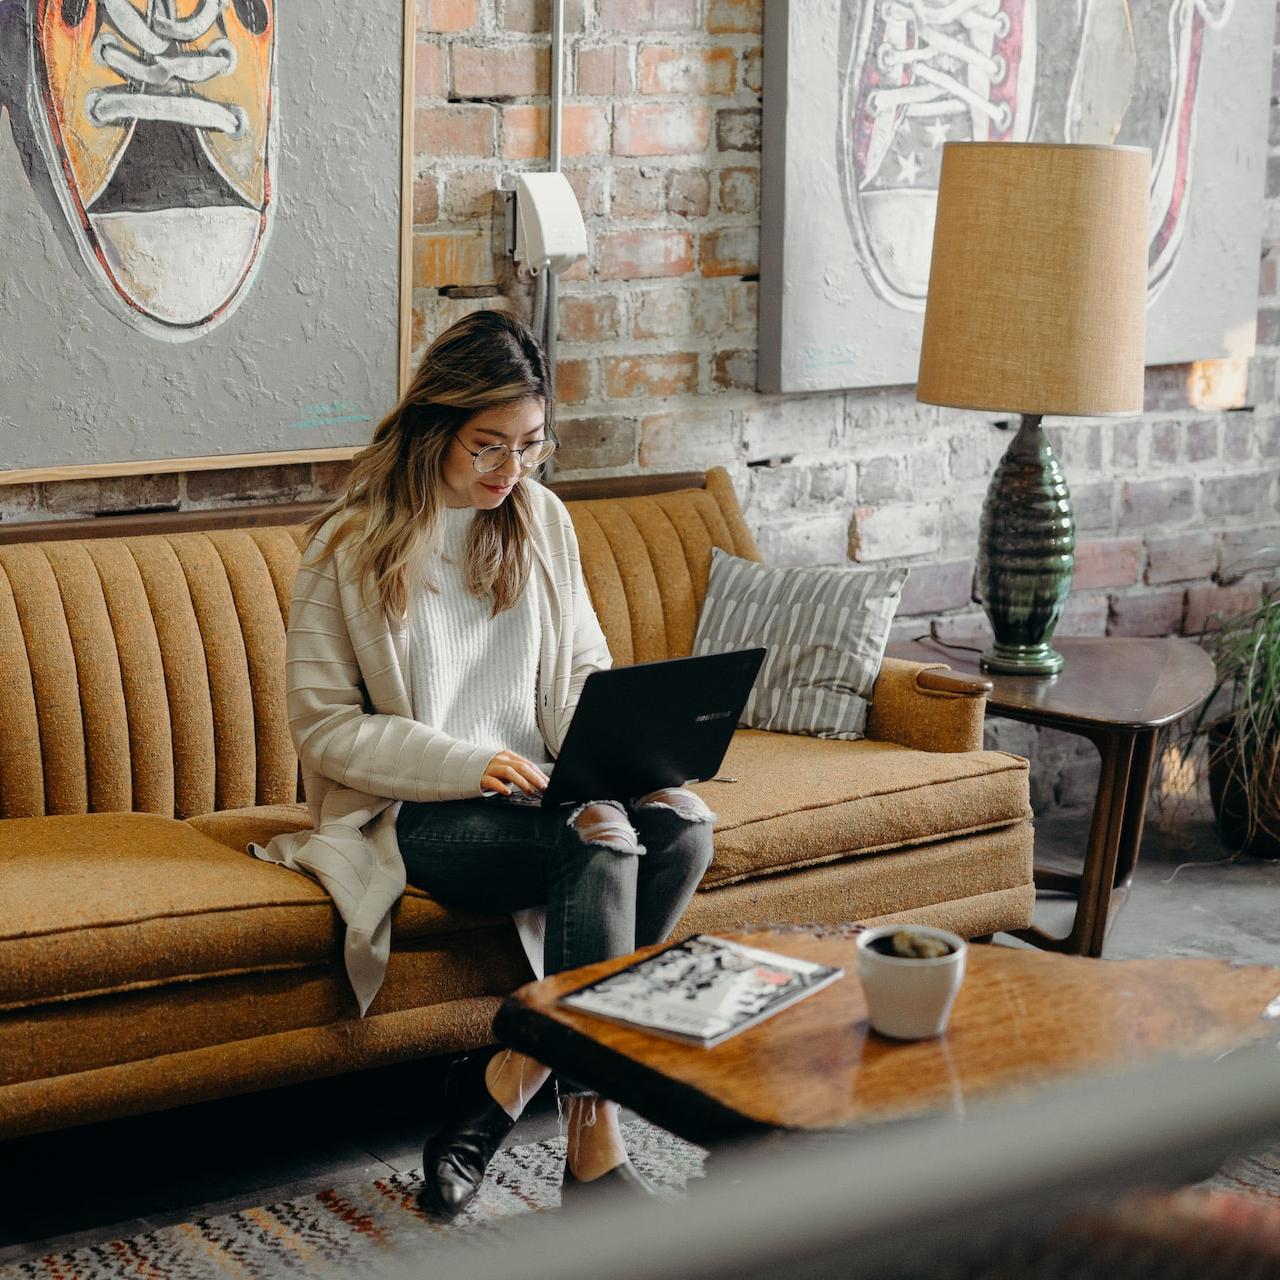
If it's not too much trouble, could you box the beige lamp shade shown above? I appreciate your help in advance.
[916,143,1150,418]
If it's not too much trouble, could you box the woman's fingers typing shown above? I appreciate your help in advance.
[482,751,550,795]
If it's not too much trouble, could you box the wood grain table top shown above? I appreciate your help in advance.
[887,636,1215,732]
[496,930,1280,1142]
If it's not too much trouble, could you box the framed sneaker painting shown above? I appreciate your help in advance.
[0,0,413,476]
[760,0,1272,392]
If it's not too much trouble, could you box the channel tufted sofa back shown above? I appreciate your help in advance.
[0,468,760,821]
[0,527,306,820]
[568,467,761,666]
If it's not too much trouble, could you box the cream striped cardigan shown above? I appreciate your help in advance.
[253,481,612,1015]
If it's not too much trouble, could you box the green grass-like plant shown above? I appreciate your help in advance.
[1185,561,1280,854]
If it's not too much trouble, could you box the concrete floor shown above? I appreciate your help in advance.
[1022,803,1280,965]
[2,803,1277,1265]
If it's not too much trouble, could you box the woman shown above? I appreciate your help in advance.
[256,310,716,1216]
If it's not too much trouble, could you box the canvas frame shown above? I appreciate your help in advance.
[759,0,1273,395]
[0,0,417,486]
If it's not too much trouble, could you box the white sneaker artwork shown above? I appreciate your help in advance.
[1066,0,1235,300]
[838,0,1037,311]
[837,0,1236,314]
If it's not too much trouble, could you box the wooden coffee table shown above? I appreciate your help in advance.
[495,928,1280,1146]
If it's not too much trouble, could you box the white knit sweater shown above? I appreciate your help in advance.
[408,506,547,768]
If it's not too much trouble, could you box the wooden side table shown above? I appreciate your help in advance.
[887,636,1215,958]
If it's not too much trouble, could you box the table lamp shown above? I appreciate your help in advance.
[917,142,1149,676]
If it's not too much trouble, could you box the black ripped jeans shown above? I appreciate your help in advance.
[397,790,716,980]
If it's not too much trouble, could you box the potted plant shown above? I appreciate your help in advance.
[1188,567,1280,859]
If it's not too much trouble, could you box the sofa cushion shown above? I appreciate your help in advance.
[2,930,535,1089]
[692,549,909,740]
[0,814,506,1011]
[186,803,440,912]
[185,735,1030,900]
[187,802,313,853]
[687,730,1031,888]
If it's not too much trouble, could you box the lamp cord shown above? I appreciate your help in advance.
[911,628,986,656]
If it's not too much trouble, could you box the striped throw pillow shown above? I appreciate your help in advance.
[692,549,909,740]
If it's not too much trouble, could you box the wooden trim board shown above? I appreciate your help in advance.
[2,2,416,488]
[548,472,707,502]
[0,446,365,487]
[0,473,710,544]
[0,501,331,545]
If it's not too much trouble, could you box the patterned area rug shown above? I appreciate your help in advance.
[0,1121,706,1280]
[1207,1143,1280,1205]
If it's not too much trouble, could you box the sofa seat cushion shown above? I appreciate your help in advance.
[185,803,446,918]
[186,803,313,854]
[0,814,506,1011]
[688,730,1031,888]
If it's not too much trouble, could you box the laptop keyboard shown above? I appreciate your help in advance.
[500,789,545,807]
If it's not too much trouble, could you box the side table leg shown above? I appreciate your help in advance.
[1073,732,1137,957]
[1012,731,1136,955]
[1088,728,1160,955]
[1111,729,1159,890]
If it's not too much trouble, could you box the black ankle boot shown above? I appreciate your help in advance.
[417,1054,516,1219]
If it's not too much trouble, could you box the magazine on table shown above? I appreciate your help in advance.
[559,934,843,1047]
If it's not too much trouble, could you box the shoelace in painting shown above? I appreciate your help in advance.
[86,0,245,137]
[869,0,1013,133]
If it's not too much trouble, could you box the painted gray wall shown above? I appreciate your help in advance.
[0,1,401,471]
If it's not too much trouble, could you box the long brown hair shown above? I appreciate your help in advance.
[308,310,554,620]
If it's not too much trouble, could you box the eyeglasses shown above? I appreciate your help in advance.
[455,435,557,474]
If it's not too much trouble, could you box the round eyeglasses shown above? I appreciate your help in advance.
[455,436,557,474]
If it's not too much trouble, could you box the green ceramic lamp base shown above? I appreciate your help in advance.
[977,412,1076,679]
[979,641,1065,677]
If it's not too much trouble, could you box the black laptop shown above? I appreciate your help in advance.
[490,648,766,808]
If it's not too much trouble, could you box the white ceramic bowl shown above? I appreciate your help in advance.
[856,925,968,1040]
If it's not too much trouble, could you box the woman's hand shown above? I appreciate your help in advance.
[482,751,550,796]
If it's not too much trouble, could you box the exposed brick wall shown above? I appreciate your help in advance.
[5,0,1280,814]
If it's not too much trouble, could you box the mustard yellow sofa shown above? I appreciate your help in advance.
[0,468,1033,1139]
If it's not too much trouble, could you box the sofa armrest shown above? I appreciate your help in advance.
[866,658,992,754]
